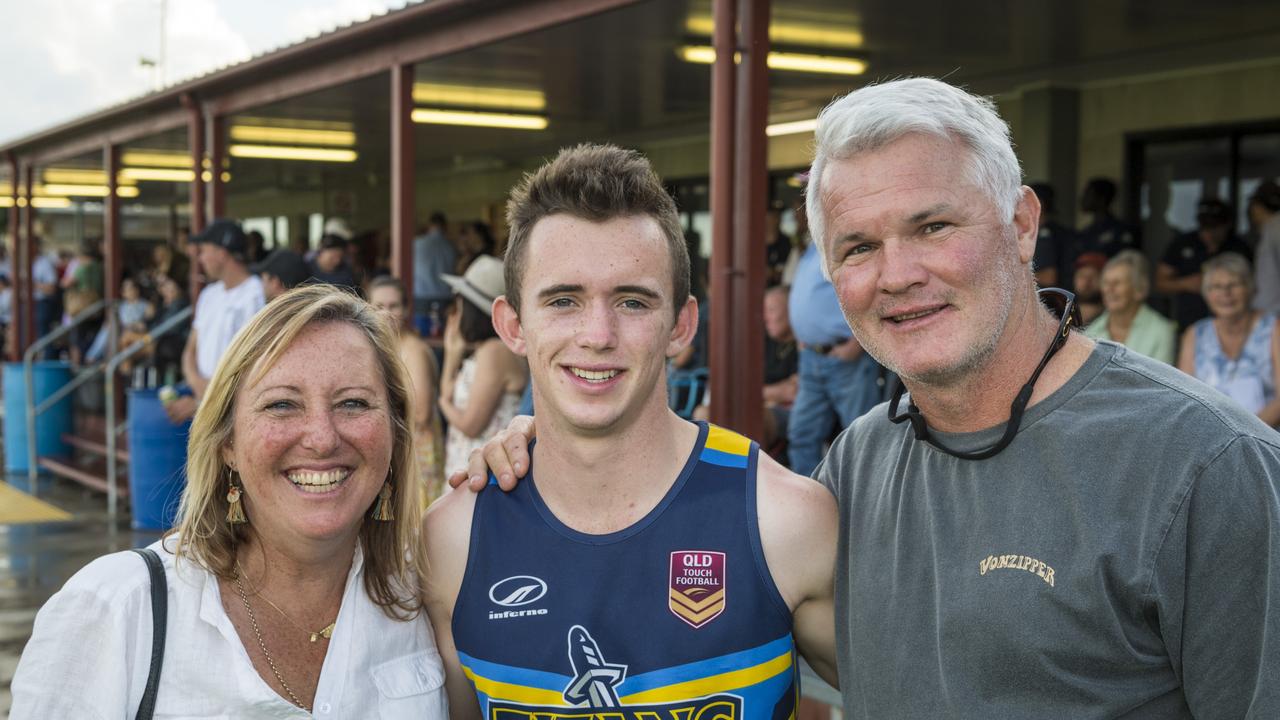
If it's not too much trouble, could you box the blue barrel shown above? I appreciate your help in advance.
[127,388,190,530]
[3,361,73,473]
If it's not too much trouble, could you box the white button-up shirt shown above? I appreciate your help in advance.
[11,539,447,719]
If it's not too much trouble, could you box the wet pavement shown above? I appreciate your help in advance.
[0,474,160,718]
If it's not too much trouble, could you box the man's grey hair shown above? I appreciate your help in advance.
[806,78,1024,277]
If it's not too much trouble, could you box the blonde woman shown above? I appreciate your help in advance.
[12,285,446,718]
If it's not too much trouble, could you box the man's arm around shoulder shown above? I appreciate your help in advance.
[755,452,839,687]
[421,488,483,720]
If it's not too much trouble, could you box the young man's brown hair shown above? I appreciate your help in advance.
[503,143,690,320]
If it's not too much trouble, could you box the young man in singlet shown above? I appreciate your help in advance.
[422,144,838,720]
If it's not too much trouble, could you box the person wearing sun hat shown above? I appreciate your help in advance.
[438,254,528,478]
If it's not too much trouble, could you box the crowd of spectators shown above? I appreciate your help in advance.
[4,174,1279,494]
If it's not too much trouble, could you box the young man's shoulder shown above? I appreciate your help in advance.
[421,487,480,604]
[755,451,837,549]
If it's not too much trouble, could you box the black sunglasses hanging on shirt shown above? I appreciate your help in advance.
[886,287,1082,460]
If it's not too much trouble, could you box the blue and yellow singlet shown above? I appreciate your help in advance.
[452,422,798,720]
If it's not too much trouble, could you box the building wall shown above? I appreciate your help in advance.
[1077,60,1280,194]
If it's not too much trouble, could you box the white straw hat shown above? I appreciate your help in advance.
[441,255,505,316]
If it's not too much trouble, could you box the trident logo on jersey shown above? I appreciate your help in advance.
[669,551,726,628]
[486,626,743,720]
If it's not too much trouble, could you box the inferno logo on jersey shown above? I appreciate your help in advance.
[485,626,742,720]
[669,551,726,628]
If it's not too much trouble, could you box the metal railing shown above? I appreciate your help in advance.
[24,299,112,489]
[103,305,193,519]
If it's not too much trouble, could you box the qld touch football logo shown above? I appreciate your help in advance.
[669,551,726,628]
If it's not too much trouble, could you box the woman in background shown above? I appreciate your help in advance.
[439,255,527,479]
[1085,250,1177,363]
[369,275,446,506]
[1178,252,1280,426]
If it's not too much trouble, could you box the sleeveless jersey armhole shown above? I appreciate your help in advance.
[743,442,795,623]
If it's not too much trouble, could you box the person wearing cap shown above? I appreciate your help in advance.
[252,248,310,301]
[438,254,527,479]
[1249,180,1280,313]
[308,234,359,290]
[1072,251,1108,325]
[1156,197,1253,331]
[1029,182,1077,290]
[168,218,265,423]
[1077,177,1137,258]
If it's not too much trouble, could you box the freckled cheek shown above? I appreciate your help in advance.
[343,417,395,458]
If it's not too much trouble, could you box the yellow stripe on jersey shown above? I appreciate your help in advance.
[462,665,565,706]
[619,649,793,704]
[704,425,751,457]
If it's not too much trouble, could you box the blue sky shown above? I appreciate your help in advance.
[0,0,405,145]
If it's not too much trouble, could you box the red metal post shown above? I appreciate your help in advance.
[182,94,206,307]
[707,0,737,429]
[104,144,121,420]
[6,153,18,360]
[208,114,226,220]
[104,144,121,303]
[391,63,416,293]
[728,0,770,443]
[21,163,34,356]
[182,94,205,232]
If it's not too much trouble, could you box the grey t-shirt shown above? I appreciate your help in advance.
[815,341,1280,719]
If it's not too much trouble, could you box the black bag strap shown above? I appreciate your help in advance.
[131,548,167,720]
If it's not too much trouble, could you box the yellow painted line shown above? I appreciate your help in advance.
[0,483,72,524]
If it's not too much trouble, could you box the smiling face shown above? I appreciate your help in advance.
[819,132,1037,386]
[495,213,696,437]
[1100,263,1140,314]
[1204,268,1250,319]
[222,321,393,545]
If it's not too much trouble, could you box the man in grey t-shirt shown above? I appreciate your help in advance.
[456,78,1280,717]
[803,78,1279,717]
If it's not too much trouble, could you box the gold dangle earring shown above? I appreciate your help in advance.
[371,476,393,521]
[226,466,248,525]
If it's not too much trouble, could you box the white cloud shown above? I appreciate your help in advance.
[163,0,254,85]
[0,0,341,146]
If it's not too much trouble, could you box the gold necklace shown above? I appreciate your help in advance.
[235,561,337,643]
[233,571,309,712]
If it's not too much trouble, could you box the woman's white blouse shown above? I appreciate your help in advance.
[10,539,447,719]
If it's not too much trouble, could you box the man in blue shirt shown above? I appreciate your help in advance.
[786,239,882,475]
[413,211,457,333]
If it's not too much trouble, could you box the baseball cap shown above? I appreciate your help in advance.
[1196,198,1231,226]
[318,233,349,251]
[441,255,505,316]
[1074,252,1107,272]
[193,219,249,258]
[251,249,309,289]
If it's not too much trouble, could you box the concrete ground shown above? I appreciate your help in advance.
[0,474,159,718]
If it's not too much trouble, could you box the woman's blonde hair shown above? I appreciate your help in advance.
[171,284,422,618]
